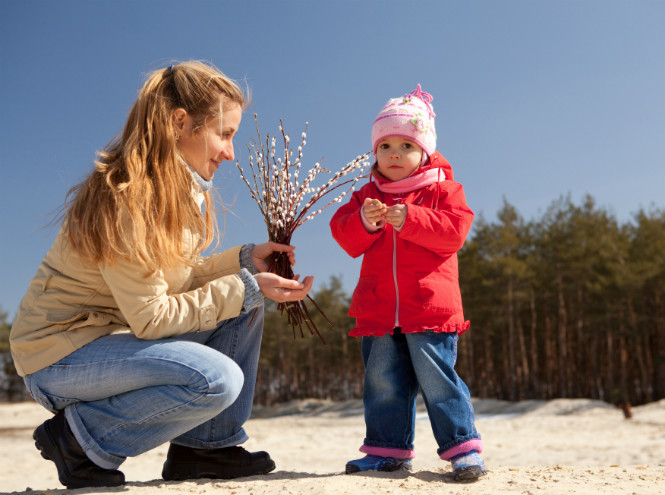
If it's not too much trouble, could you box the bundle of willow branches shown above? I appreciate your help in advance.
[237,114,371,341]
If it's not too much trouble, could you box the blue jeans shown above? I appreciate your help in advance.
[360,330,482,459]
[23,306,264,470]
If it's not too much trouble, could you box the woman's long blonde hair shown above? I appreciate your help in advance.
[64,61,247,272]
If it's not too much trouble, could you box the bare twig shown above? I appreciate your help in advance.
[237,114,371,341]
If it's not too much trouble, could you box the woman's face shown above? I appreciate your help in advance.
[176,102,242,180]
[375,137,423,182]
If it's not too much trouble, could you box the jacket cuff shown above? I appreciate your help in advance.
[238,268,264,312]
[239,244,258,275]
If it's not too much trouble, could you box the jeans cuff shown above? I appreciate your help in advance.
[438,438,484,460]
[66,405,125,470]
[174,427,249,450]
[360,444,415,459]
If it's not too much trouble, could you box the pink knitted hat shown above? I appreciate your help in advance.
[371,84,437,159]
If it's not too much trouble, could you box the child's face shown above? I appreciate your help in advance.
[375,137,423,181]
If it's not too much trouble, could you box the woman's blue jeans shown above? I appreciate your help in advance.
[23,306,264,470]
[360,330,482,460]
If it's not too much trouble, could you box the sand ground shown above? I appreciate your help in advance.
[1,397,664,494]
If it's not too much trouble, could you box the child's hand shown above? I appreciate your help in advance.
[385,204,407,229]
[363,198,387,227]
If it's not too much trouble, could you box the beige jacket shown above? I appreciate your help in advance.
[10,226,246,376]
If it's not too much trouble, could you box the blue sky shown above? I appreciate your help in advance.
[1,0,664,320]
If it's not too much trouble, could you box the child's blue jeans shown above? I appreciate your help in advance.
[360,329,483,460]
[23,306,264,470]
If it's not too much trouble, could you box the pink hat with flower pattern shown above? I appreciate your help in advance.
[371,84,437,159]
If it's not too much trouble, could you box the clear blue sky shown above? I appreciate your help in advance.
[1,1,664,321]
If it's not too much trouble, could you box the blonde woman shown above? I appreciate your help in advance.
[10,61,313,489]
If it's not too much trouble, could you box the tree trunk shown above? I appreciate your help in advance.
[529,287,539,396]
[557,273,568,397]
[507,277,517,401]
[653,291,665,399]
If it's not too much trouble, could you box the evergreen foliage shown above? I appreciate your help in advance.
[457,195,665,406]
[255,276,363,405]
[1,195,664,406]
[0,308,30,401]
[0,308,10,353]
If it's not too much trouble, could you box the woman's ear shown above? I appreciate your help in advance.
[172,108,187,132]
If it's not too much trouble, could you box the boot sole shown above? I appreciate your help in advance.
[163,459,276,481]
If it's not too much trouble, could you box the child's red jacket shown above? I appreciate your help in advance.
[329,152,474,337]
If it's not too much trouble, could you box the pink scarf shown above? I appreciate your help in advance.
[374,168,445,194]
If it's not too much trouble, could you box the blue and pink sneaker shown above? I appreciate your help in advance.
[450,450,486,482]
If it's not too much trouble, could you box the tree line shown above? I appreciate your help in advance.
[0,308,31,401]
[2,194,664,406]
[456,195,665,406]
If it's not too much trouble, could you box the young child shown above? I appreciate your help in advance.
[330,85,485,482]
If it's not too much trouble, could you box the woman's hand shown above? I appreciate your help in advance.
[254,273,314,302]
[363,198,387,227]
[251,242,296,273]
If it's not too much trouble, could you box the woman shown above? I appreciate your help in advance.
[9,61,313,489]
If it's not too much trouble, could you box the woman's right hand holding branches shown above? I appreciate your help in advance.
[250,242,313,303]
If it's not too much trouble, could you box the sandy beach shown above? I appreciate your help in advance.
[1,397,664,495]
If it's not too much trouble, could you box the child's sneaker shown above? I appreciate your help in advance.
[450,450,486,482]
[345,455,412,474]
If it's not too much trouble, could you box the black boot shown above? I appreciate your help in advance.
[33,410,125,489]
[162,443,276,481]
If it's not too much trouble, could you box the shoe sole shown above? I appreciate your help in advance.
[453,466,487,483]
[163,459,276,481]
[345,462,412,474]
[345,464,361,474]
[34,422,125,489]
